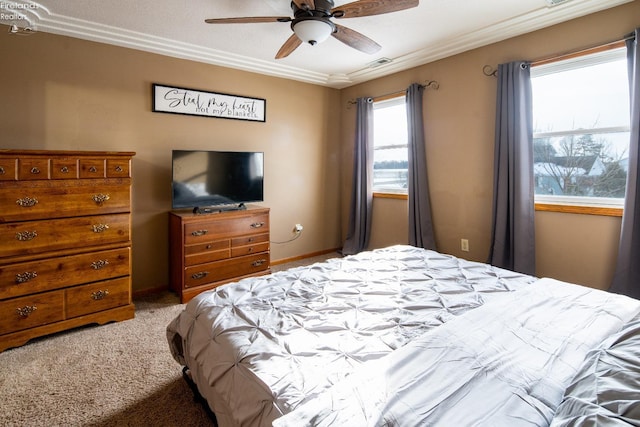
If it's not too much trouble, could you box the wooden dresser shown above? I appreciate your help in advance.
[0,150,135,352]
[169,207,270,303]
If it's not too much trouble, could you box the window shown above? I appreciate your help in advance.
[531,46,630,209]
[372,95,408,194]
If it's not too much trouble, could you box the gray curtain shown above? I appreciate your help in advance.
[343,97,373,255]
[610,29,640,299]
[406,83,436,249]
[488,61,536,275]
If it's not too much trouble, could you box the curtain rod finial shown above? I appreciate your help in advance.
[424,80,440,90]
[483,65,498,77]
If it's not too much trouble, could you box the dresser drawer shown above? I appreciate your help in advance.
[231,232,269,247]
[0,290,64,335]
[0,181,131,222]
[184,213,269,244]
[231,242,269,258]
[65,277,130,318]
[185,239,230,256]
[184,253,270,289]
[0,213,130,258]
[79,158,105,178]
[50,158,79,179]
[184,239,230,267]
[18,158,50,180]
[0,157,17,181]
[0,247,130,300]
[106,158,131,178]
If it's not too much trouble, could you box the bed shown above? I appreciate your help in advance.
[167,245,640,426]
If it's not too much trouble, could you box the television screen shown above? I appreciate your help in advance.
[172,150,264,209]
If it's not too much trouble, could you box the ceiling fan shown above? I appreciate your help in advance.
[205,0,419,59]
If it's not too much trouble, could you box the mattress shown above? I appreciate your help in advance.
[167,245,640,426]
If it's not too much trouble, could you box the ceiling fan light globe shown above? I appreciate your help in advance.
[293,19,333,45]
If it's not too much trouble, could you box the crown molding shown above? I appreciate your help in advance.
[8,0,634,89]
[341,0,634,87]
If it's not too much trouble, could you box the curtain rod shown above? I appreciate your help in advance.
[347,80,439,105]
[482,32,635,77]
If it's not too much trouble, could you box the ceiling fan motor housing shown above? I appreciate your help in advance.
[291,0,336,45]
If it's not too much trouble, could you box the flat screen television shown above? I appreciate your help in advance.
[171,150,264,210]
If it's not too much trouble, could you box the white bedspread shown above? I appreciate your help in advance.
[274,278,640,426]
[167,246,639,426]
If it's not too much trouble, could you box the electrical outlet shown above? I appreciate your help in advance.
[294,224,303,233]
[461,239,469,252]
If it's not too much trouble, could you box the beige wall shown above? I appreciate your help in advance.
[340,2,639,290]
[0,30,342,292]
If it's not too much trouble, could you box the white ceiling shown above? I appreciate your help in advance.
[3,0,633,88]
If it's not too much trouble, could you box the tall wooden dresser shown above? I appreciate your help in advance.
[0,150,135,352]
[169,207,270,303]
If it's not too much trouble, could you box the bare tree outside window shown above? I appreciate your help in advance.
[531,48,630,207]
[534,132,628,198]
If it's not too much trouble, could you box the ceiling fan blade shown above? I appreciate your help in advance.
[292,0,316,10]
[332,0,419,18]
[205,16,290,24]
[331,23,381,54]
[275,34,303,59]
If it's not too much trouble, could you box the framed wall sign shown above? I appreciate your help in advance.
[152,84,266,122]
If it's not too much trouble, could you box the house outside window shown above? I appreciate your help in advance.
[531,46,630,209]
[372,95,408,194]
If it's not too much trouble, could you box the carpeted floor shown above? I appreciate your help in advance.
[0,253,339,427]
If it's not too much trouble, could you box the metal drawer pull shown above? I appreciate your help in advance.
[91,259,109,270]
[115,165,123,172]
[91,289,109,300]
[252,259,267,267]
[16,305,37,318]
[191,271,209,280]
[16,197,38,207]
[191,230,208,237]
[89,166,98,173]
[15,271,38,284]
[0,166,4,175]
[30,167,41,174]
[250,222,265,228]
[92,193,111,205]
[92,224,110,233]
[60,166,69,173]
[15,230,37,241]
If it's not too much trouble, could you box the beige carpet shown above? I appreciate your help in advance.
[0,292,213,427]
[0,253,339,427]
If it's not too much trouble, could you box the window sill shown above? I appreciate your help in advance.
[535,203,622,217]
[373,192,408,200]
[371,195,622,215]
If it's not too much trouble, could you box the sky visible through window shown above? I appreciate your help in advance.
[374,101,407,161]
[532,56,630,158]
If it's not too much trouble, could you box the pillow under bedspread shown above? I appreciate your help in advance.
[551,314,640,427]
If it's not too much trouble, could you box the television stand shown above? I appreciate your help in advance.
[193,203,247,214]
[169,206,271,302]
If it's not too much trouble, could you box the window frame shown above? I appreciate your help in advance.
[531,43,629,216]
[371,93,409,196]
